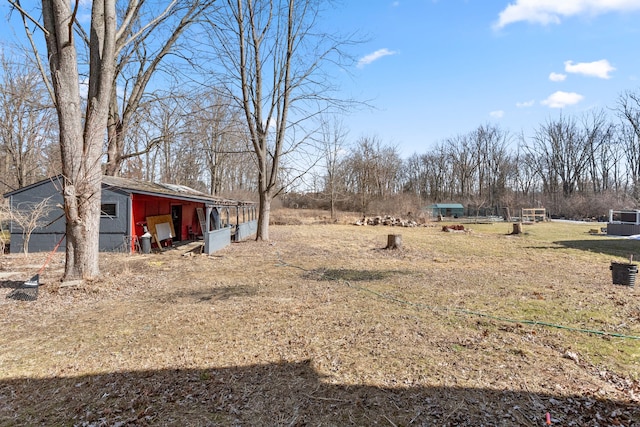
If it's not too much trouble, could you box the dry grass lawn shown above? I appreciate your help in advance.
[1,211,639,426]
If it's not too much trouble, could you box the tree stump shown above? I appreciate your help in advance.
[511,223,523,235]
[386,234,402,250]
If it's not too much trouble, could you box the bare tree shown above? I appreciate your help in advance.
[425,143,453,202]
[0,206,10,254]
[104,0,216,176]
[446,133,478,199]
[472,124,512,213]
[617,123,640,198]
[512,140,540,206]
[402,153,425,199]
[399,143,452,204]
[183,89,252,195]
[12,0,118,279]
[526,114,588,198]
[6,197,55,256]
[207,0,355,240]
[581,109,615,194]
[318,115,349,219]
[616,90,640,199]
[143,93,189,183]
[0,52,56,193]
[344,135,401,215]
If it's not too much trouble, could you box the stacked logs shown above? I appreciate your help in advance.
[354,215,420,227]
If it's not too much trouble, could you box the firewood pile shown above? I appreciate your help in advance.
[354,215,420,227]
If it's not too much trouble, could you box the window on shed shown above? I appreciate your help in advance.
[101,203,118,218]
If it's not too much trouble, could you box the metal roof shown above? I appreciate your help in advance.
[101,176,254,206]
[5,175,255,206]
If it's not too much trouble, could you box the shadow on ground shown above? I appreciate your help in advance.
[553,238,640,259]
[160,285,258,303]
[302,268,397,282]
[0,280,22,289]
[1,360,637,426]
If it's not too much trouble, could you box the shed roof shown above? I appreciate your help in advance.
[101,176,253,206]
[4,175,255,206]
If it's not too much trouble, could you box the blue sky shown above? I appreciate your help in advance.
[326,0,640,156]
[2,1,640,159]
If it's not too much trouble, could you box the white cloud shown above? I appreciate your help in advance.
[541,91,584,108]
[493,0,640,29]
[549,72,567,82]
[357,48,397,68]
[516,100,535,108]
[490,110,505,118]
[564,59,615,79]
[391,1,400,6]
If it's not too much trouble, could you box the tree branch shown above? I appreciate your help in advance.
[8,0,49,36]
[10,1,56,105]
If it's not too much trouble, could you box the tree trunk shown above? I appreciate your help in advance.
[105,87,123,176]
[42,0,117,280]
[502,207,511,222]
[256,189,271,241]
[386,234,402,250]
[511,223,523,235]
[330,195,336,220]
[63,178,102,279]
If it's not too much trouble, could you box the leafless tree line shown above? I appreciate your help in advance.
[0,49,256,195]
[4,2,640,238]
[5,44,640,221]
[4,38,640,221]
[0,52,58,192]
[293,99,640,219]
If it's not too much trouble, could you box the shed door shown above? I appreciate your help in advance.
[171,205,182,241]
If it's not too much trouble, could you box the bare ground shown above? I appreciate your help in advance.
[0,220,639,426]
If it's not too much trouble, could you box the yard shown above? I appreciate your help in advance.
[1,213,639,426]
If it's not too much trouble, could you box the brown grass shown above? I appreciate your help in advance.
[0,215,639,426]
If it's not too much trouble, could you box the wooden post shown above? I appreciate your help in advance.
[386,234,402,250]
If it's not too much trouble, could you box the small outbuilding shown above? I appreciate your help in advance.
[3,175,257,255]
[427,203,464,218]
[607,209,640,236]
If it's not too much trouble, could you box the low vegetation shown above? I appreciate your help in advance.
[0,212,638,425]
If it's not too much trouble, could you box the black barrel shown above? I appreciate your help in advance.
[610,262,638,286]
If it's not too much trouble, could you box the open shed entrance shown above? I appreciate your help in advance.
[171,205,182,241]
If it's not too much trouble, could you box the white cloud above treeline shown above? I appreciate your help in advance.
[541,91,584,108]
[357,48,397,68]
[564,59,615,79]
[516,100,535,108]
[549,72,567,82]
[490,110,505,118]
[493,0,640,29]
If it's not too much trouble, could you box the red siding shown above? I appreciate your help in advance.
[131,194,203,242]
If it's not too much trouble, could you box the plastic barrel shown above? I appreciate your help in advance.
[610,262,638,286]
